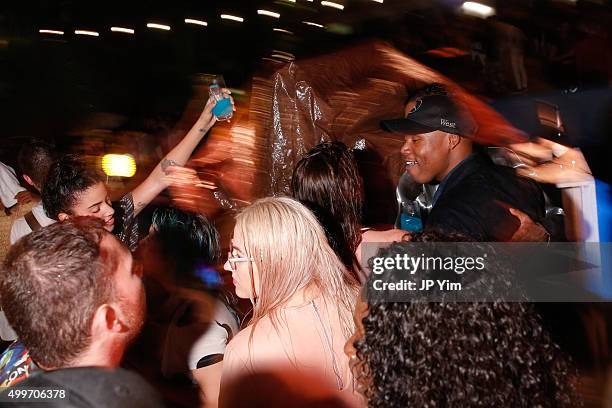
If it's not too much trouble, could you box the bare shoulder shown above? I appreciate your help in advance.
[362,228,408,243]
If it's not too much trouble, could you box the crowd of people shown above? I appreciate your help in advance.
[0,83,596,407]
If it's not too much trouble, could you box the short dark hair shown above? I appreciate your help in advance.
[354,230,576,407]
[42,155,104,220]
[291,142,363,255]
[0,217,116,368]
[151,207,221,277]
[17,139,57,189]
[405,82,449,104]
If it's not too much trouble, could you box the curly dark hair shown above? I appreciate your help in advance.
[291,142,363,274]
[354,230,577,408]
[42,154,104,220]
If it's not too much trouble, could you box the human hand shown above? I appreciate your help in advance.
[508,207,550,242]
[14,191,35,205]
[198,89,235,131]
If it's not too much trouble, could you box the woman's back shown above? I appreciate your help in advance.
[221,296,359,407]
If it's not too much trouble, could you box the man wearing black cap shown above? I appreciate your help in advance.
[381,84,548,241]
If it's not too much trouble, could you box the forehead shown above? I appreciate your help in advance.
[231,225,245,248]
[100,234,131,271]
[75,181,108,204]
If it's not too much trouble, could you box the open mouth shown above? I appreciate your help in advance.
[405,160,419,167]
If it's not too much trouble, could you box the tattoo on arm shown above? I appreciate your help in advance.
[135,201,146,213]
[160,158,179,175]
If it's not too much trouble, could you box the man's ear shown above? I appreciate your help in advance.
[447,133,461,150]
[57,212,70,222]
[23,174,35,187]
[91,304,122,338]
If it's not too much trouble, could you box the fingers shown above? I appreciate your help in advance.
[508,207,529,223]
[220,88,236,111]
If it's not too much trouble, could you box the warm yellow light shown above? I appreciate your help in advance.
[102,154,137,177]
[273,28,294,35]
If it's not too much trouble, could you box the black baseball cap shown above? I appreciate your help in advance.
[380,94,477,137]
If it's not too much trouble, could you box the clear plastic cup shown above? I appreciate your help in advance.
[194,74,233,121]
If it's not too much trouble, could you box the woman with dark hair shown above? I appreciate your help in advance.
[344,230,577,408]
[132,207,239,408]
[291,142,405,282]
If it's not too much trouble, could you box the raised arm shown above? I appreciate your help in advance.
[130,91,232,215]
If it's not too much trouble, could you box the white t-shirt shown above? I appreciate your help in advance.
[161,288,240,376]
[10,201,56,244]
[0,162,25,208]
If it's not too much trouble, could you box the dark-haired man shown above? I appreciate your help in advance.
[0,217,145,387]
[381,84,548,241]
[10,139,57,244]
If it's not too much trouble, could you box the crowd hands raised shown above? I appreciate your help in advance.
[0,84,585,407]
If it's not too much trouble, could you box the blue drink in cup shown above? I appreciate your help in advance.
[208,76,233,121]
[399,201,423,232]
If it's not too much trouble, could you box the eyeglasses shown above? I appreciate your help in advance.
[227,254,254,269]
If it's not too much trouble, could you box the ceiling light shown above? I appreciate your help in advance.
[258,10,280,18]
[220,14,244,22]
[75,30,99,37]
[147,23,171,31]
[39,29,64,35]
[321,1,344,10]
[185,18,208,27]
[110,27,135,34]
[273,28,294,35]
[460,2,495,18]
[303,21,324,28]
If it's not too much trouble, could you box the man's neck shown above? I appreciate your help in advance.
[437,150,473,182]
[68,341,125,369]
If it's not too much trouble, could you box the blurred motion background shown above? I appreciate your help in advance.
[1,0,611,405]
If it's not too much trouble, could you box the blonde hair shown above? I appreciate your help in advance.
[235,196,359,339]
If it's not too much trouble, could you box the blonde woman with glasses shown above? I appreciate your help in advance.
[219,197,361,407]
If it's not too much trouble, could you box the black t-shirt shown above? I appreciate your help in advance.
[426,153,546,242]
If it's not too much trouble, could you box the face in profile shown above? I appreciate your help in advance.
[62,181,115,231]
[344,297,370,397]
[105,234,146,340]
[400,130,455,184]
[400,100,455,184]
[223,226,260,300]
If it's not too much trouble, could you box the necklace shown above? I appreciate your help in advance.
[311,300,344,390]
